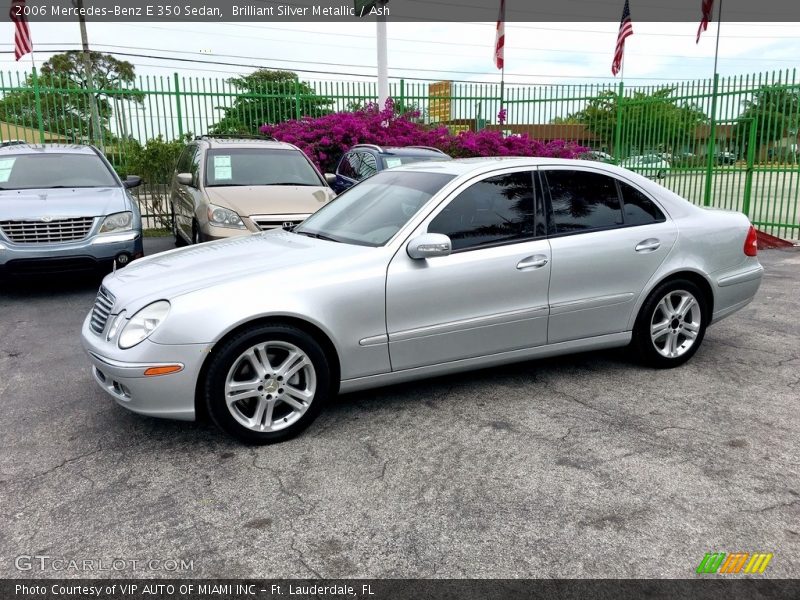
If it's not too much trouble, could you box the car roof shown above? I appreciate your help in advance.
[350,144,449,158]
[389,156,629,175]
[195,137,298,151]
[0,143,99,155]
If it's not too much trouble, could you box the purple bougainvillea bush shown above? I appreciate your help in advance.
[260,100,586,173]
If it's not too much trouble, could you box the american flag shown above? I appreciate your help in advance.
[9,0,32,61]
[494,0,505,70]
[611,0,633,76]
[696,0,714,43]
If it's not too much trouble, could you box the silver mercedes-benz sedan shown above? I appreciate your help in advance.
[81,158,763,444]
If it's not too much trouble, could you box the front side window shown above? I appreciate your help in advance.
[545,170,623,234]
[428,171,536,251]
[0,153,118,190]
[205,148,322,187]
[337,152,359,179]
[295,170,454,247]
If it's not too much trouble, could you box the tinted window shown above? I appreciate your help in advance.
[337,152,358,179]
[205,148,322,187]
[546,170,623,233]
[620,181,665,225]
[357,152,378,180]
[428,171,535,251]
[0,153,118,190]
[295,171,454,247]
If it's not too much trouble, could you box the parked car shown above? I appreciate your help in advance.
[579,150,614,163]
[620,154,671,179]
[0,139,26,148]
[0,144,142,277]
[82,157,762,444]
[715,151,737,165]
[170,135,335,246]
[330,144,451,193]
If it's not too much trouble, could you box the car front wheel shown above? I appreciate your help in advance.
[204,324,331,444]
[633,279,707,368]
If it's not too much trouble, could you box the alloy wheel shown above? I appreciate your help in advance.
[650,290,702,359]
[224,341,316,432]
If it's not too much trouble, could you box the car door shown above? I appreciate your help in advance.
[334,152,360,193]
[173,145,199,239]
[386,169,551,371]
[542,166,678,344]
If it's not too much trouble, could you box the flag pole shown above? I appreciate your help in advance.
[712,0,723,78]
[703,0,723,206]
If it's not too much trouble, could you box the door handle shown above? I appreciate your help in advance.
[517,254,549,270]
[635,239,661,253]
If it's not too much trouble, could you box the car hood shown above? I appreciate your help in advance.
[103,230,373,312]
[204,185,334,217]
[0,187,128,219]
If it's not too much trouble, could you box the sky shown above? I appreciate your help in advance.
[0,20,797,87]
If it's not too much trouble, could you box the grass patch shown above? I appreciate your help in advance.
[143,228,172,238]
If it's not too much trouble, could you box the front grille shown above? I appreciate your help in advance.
[251,214,309,231]
[0,217,95,244]
[90,286,115,335]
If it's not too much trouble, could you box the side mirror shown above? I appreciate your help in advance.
[176,172,193,186]
[324,173,337,186]
[407,233,452,260]
[124,175,142,189]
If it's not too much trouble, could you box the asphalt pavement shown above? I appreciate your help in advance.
[0,237,798,579]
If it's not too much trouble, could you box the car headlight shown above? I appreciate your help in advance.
[208,204,245,229]
[118,301,170,349]
[99,211,133,234]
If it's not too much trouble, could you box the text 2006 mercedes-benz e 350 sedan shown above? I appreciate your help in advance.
[81,158,763,444]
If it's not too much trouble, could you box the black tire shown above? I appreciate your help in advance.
[192,221,201,245]
[204,323,331,444]
[172,210,187,247]
[632,279,708,368]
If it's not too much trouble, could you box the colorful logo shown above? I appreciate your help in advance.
[696,552,773,574]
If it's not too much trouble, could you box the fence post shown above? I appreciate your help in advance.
[741,116,757,218]
[294,80,302,120]
[702,73,720,207]
[173,73,184,139]
[612,80,624,161]
[399,79,405,112]
[31,67,45,144]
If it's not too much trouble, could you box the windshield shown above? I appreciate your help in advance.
[382,155,450,169]
[205,148,323,187]
[295,170,454,247]
[0,153,118,190]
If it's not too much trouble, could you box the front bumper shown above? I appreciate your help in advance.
[81,312,210,421]
[0,232,143,275]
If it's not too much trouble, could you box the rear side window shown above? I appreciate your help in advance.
[428,171,536,251]
[619,181,666,225]
[356,152,378,180]
[545,170,623,233]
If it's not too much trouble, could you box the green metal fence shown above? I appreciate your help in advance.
[0,68,797,239]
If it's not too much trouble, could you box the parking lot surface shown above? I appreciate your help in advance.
[1,238,798,578]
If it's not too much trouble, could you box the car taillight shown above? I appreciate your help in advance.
[744,225,758,257]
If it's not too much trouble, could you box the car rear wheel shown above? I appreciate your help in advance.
[204,324,331,444]
[633,279,707,368]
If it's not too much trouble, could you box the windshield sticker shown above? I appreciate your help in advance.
[214,155,232,180]
[384,158,403,169]
[0,157,15,182]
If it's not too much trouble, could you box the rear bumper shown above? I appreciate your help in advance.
[0,232,143,275]
[711,262,764,323]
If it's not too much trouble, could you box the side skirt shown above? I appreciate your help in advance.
[339,331,631,394]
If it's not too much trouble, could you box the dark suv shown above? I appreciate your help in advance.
[330,144,450,193]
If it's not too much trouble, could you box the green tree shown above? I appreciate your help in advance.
[734,84,800,158]
[210,69,333,134]
[0,51,144,141]
[567,88,708,156]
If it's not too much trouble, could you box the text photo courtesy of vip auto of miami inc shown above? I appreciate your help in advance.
[0,0,798,598]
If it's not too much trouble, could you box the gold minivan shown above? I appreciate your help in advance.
[170,135,336,245]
